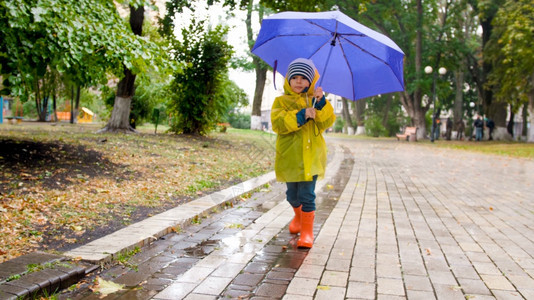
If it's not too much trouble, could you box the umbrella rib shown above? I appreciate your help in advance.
[339,35,404,90]
[254,33,330,52]
[302,19,366,38]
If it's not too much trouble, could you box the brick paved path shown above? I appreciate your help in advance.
[285,138,533,300]
[59,138,533,300]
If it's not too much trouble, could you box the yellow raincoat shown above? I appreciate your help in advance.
[271,69,336,182]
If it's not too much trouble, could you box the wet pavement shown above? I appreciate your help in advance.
[58,143,350,299]
[3,137,534,300]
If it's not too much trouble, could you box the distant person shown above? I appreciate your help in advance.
[435,118,441,140]
[446,118,453,140]
[456,119,465,140]
[271,58,336,248]
[486,118,495,140]
[474,116,484,141]
[433,109,441,140]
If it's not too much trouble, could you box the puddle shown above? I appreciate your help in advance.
[183,239,221,258]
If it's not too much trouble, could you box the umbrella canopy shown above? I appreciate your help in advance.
[252,10,405,101]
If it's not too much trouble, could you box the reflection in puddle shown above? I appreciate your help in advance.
[183,240,221,258]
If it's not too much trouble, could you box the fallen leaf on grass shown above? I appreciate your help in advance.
[91,277,125,296]
[71,225,83,231]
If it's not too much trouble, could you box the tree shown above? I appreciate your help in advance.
[485,0,534,141]
[331,0,429,137]
[168,22,235,135]
[246,1,269,130]
[0,0,162,124]
[332,0,471,140]
[467,0,508,136]
[99,3,144,133]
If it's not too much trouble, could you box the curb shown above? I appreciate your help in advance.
[0,252,95,300]
[63,171,277,263]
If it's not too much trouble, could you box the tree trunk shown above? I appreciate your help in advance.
[250,60,267,130]
[342,97,353,134]
[99,5,144,133]
[527,74,534,142]
[35,82,47,122]
[70,86,74,123]
[489,101,511,140]
[507,108,514,137]
[522,102,528,139]
[412,0,425,139]
[354,98,366,134]
[52,94,58,122]
[247,2,267,131]
[73,86,80,124]
[453,69,464,129]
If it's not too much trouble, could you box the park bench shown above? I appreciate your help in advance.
[4,116,23,124]
[396,126,417,142]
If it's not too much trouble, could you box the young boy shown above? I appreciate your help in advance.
[271,58,336,248]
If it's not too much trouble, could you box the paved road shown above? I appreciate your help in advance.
[62,138,533,300]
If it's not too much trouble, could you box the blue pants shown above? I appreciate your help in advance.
[475,127,483,141]
[286,175,317,212]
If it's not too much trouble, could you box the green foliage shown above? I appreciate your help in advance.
[167,21,235,135]
[364,95,405,137]
[0,0,166,106]
[159,0,245,36]
[486,0,534,107]
[131,73,172,127]
[227,112,251,129]
[260,0,328,12]
[333,118,345,133]
[364,115,387,137]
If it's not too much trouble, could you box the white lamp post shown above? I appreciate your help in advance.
[425,66,447,142]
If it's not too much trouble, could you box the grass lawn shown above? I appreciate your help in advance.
[0,122,276,263]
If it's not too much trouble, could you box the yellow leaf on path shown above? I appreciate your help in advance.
[92,277,125,296]
[326,184,334,190]
[317,285,331,290]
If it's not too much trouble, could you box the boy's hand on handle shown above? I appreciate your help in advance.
[305,108,316,120]
[314,87,324,100]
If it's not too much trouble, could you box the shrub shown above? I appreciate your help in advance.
[227,112,250,129]
[365,115,387,137]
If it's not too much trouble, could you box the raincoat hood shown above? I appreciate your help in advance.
[283,65,320,99]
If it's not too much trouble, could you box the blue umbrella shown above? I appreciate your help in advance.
[251,10,405,101]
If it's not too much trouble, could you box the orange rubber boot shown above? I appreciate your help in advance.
[289,205,302,234]
[297,211,315,248]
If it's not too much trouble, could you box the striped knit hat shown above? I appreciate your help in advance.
[287,58,316,84]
